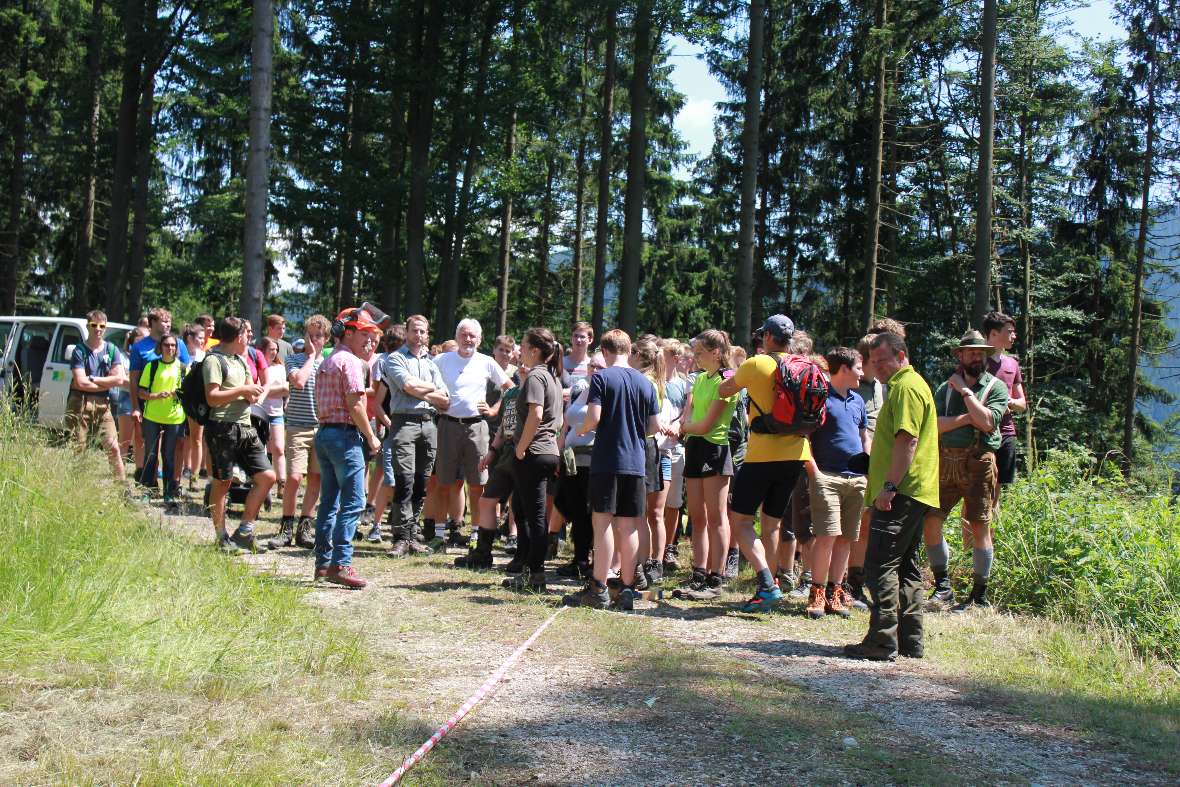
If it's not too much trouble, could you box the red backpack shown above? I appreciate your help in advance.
[748,353,829,436]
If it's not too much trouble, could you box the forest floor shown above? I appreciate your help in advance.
[4,476,1179,786]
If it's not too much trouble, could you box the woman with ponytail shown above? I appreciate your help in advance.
[631,337,674,587]
[502,328,564,593]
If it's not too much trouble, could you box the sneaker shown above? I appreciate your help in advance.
[267,516,296,550]
[562,580,609,609]
[503,535,518,555]
[555,561,591,579]
[847,581,870,610]
[294,516,315,549]
[806,585,827,619]
[632,564,649,592]
[613,587,640,611]
[740,585,783,614]
[724,548,740,579]
[662,543,680,573]
[365,521,383,543]
[325,565,368,590]
[217,533,242,554]
[503,567,546,593]
[824,585,851,619]
[840,583,868,612]
[843,640,897,661]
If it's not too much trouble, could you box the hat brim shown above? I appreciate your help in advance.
[955,343,994,351]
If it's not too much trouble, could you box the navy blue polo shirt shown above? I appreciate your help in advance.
[810,387,867,476]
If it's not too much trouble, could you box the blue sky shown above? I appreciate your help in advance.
[669,0,1124,163]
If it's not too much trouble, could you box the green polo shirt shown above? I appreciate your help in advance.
[866,364,939,509]
[933,372,1009,451]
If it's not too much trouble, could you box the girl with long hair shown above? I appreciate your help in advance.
[631,337,673,587]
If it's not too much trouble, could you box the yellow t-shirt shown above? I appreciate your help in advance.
[732,354,812,463]
[866,364,940,509]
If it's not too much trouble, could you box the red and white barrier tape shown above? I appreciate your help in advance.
[377,606,566,786]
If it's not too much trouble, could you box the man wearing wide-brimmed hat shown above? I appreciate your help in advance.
[923,329,1010,613]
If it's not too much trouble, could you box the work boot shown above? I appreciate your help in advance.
[806,584,827,619]
[951,576,990,613]
[294,516,315,549]
[825,583,851,619]
[405,523,434,555]
[843,639,897,661]
[928,571,955,609]
[455,528,495,570]
[267,516,296,550]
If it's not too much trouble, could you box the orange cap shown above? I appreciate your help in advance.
[336,307,383,334]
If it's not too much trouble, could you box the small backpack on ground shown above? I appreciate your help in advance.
[748,353,829,436]
[179,354,229,426]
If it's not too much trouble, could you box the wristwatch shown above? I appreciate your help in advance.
[883,481,899,493]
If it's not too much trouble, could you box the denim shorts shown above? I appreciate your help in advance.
[659,452,672,482]
[269,414,285,426]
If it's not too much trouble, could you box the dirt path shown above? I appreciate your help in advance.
[157,499,1166,786]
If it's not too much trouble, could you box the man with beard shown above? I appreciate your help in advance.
[923,330,1009,613]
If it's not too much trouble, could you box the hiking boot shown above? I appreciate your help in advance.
[365,521,384,543]
[662,543,680,573]
[389,539,414,558]
[446,521,467,547]
[740,585,783,614]
[325,565,368,590]
[951,578,990,614]
[294,516,315,549]
[454,548,493,570]
[355,504,375,540]
[843,640,897,662]
[231,525,264,553]
[846,580,870,610]
[644,559,664,585]
[825,584,851,619]
[724,547,740,579]
[899,646,925,659]
[503,535,518,555]
[706,572,724,592]
[839,583,867,612]
[562,580,609,609]
[613,587,640,612]
[217,533,242,554]
[928,573,956,610]
[787,572,809,600]
[555,560,591,579]
[503,567,546,593]
[632,563,649,592]
[806,584,827,619]
[267,516,296,549]
[671,568,708,598]
[501,556,526,575]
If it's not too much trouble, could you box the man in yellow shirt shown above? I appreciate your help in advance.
[718,314,812,613]
[845,332,939,661]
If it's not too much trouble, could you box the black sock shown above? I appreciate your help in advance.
[756,568,774,590]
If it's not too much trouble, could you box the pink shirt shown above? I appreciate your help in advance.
[316,345,367,425]
[986,353,1023,437]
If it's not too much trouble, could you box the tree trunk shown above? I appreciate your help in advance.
[536,154,556,323]
[336,71,356,311]
[1017,49,1035,470]
[404,0,444,315]
[1122,15,1158,474]
[72,0,106,314]
[973,0,998,326]
[104,0,147,321]
[591,1,616,341]
[571,37,590,324]
[241,0,273,328]
[861,0,887,330]
[127,47,158,321]
[495,9,521,337]
[735,0,764,347]
[619,0,654,336]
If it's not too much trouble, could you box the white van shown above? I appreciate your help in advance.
[0,316,135,427]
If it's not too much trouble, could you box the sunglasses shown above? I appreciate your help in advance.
[87,322,107,330]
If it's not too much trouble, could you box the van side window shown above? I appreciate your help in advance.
[53,325,83,365]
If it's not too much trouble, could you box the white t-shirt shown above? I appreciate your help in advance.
[435,350,509,418]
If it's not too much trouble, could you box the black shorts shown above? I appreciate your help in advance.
[644,437,664,494]
[204,421,272,482]
[683,436,734,478]
[996,435,1017,485]
[590,473,647,518]
[482,454,515,502]
[730,460,804,519]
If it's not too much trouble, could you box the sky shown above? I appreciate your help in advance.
[669,0,1124,165]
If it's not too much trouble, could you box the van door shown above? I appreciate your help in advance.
[10,322,55,418]
[40,322,84,426]
[0,320,15,395]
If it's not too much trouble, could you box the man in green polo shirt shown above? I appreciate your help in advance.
[845,332,939,661]
[923,329,1009,613]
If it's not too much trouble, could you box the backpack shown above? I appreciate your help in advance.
[179,353,229,426]
[748,353,829,436]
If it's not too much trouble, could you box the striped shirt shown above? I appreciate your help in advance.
[285,352,323,428]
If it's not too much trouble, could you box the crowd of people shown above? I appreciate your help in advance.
[63,303,1025,661]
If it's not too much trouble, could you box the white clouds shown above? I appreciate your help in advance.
[675,99,719,160]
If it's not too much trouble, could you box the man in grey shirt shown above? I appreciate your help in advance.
[378,314,450,556]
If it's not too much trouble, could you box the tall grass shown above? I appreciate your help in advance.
[0,408,365,693]
[956,449,1180,666]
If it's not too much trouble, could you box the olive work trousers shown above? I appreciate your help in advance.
[863,492,932,657]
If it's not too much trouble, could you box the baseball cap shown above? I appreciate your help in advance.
[336,307,383,334]
[757,314,795,342]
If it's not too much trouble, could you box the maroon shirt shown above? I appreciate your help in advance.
[986,353,1023,438]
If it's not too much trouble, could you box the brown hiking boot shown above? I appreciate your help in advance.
[806,584,827,619]
[294,516,315,549]
[825,584,851,619]
[325,565,367,589]
[389,539,413,558]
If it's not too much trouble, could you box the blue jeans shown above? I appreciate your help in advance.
[314,425,366,568]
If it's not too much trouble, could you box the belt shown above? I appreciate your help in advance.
[69,390,110,401]
[320,423,357,430]
[392,411,434,421]
[440,414,483,425]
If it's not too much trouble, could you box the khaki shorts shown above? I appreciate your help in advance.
[808,469,867,540]
[937,446,997,524]
[65,392,119,451]
[286,425,320,476]
[434,416,489,485]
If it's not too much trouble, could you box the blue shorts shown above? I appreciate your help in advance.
[269,414,285,426]
[659,452,672,483]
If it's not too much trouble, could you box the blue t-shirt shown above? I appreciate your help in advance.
[129,335,191,372]
[587,366,659,476]
[665,375,689,412]
[69,341,120,399]
[810,387,867,476]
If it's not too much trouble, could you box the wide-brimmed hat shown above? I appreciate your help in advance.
[954,329,994,351]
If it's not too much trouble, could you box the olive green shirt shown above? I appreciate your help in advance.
[866,364,940,509]
[202,349,252,425]
[932,372,1009,451]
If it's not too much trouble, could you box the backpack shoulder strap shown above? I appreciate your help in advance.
[145,359,159,392]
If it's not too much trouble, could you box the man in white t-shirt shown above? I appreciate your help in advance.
[434,318,511,546]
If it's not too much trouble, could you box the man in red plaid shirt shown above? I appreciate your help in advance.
[313,308,384,588]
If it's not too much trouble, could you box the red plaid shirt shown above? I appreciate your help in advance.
[315,345,368,424]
